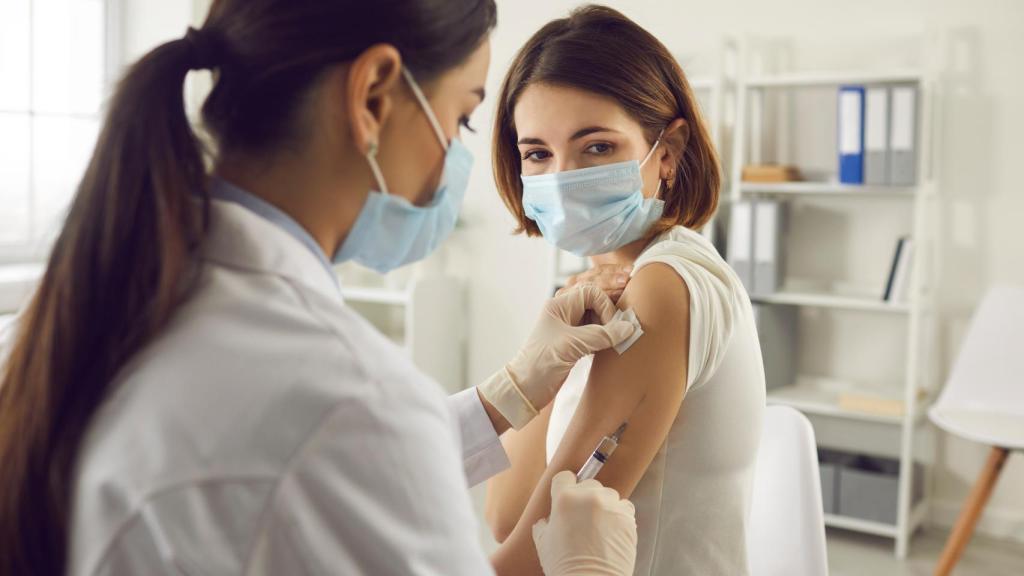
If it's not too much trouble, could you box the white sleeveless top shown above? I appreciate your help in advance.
[546,226,766,575]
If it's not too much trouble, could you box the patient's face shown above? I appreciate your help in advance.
[513,82,662,199]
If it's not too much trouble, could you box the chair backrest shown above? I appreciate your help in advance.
[933,284,1024,415]
[747,405,829,576]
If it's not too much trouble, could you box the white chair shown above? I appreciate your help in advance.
[747,405,829,576]
[929,285,1024,576]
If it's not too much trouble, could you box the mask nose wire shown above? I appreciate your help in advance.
[401,67,450,153]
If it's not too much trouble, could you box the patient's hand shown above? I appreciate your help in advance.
[558,264,633,304]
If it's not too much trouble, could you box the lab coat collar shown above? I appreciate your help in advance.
[200,194,343,302]
[208,178,339,287]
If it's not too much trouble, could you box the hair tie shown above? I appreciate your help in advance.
[184,27,221,71]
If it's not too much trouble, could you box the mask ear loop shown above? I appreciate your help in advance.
[640,128,667,167]
[640,127,667,199]
[401,67,450,152]
[366,140,390,195]
[363,68,449,197]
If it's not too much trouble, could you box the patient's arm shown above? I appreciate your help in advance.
[484,404,552,543]
[490,263,692,575]
[485,266,636,543]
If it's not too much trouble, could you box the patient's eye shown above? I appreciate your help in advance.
[585,142,613,155]
[523,149,552,162]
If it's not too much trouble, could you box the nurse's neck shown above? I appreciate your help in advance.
[589,235,652,268]
[214,135,371,259]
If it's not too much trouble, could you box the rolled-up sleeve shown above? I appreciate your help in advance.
[448,387,511,487]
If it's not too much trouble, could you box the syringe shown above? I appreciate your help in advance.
[576,422,628,481]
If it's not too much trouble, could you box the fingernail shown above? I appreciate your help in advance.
[616,275,628,285]
[621,265,633,272]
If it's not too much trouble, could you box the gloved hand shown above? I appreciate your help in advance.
[557,263,633,304]
[533,471,638,576]
[478,284,636,429]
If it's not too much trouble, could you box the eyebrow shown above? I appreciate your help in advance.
[516,126,619,146]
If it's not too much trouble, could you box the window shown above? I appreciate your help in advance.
[0,0,112,263]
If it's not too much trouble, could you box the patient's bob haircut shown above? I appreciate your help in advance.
[492,4,721,237]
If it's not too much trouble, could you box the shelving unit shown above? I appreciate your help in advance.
[765,377,932,425]
[740,181,917,198]
[336,265,467,394]
[744,69,925,89]
[341,286,410,306]
[0,263,44,314]
[751,291,910,314]
[728,47,939,557]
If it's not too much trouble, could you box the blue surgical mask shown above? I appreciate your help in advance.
[333,68,473,273]
[521,130,666,257]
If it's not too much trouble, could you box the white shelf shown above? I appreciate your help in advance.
[751,292,910,314]
[342,275,466,392]
[766,380,927,425]
[341,286,411,305]
[745,69,923,88]
[825,513,898,537]
[740,181,917,198]
[0,263,44,313]
[824,498,929,538]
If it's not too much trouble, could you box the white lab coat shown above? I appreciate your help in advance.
[68,199,509,575]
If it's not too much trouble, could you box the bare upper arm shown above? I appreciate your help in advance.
[548,262,691,497]
[490,263,692,574]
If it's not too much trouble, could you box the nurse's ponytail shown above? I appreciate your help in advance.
[0,30,211,576]
[0,1,496,573]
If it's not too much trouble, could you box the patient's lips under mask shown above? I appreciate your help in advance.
[521,130,666,257]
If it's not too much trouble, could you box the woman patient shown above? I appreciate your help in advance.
[485,6,766,575]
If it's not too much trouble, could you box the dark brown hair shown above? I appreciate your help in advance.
[493,4,720,237]
[0,1,495,573]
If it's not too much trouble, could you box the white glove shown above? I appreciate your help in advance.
[533,471,638,576]
[478,284,636,429]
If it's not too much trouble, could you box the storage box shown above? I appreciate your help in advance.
[838,455,923,525]
[818,449,856,515]
[819,464,837,515]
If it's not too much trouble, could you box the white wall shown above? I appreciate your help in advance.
[118,0,193,64]
[132,0,1024,544]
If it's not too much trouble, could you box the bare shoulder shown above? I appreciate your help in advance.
[583,261,692,409]
[618,262,691,336]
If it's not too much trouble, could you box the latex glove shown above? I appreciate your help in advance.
[478,284,636,429]
[533,471,638,576]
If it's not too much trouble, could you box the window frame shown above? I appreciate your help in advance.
[0,0,121,265]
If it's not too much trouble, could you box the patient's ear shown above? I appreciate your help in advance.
[658,118,689,181]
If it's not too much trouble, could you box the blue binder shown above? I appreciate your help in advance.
[838,85,865,184]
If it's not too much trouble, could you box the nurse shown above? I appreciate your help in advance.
[0,1,639,575]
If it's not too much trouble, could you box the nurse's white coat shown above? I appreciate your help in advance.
[68,199,506,575]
